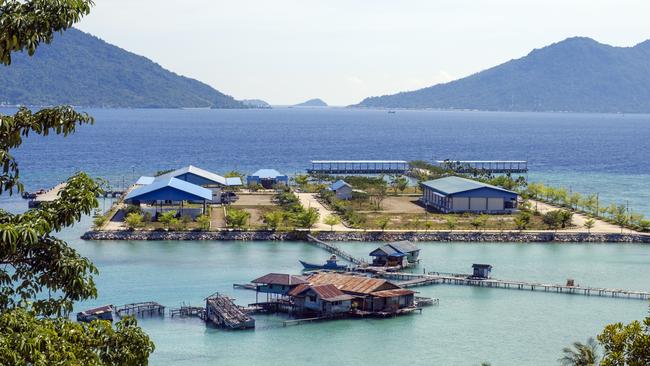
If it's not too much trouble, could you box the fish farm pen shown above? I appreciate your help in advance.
[436,160,528,174]
[308,160,409,174]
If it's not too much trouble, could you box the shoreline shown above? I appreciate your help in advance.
[81,230,650,243]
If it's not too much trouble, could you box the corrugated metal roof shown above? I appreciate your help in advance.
[289,283,350,300]
[472,264,493,269]
[157,165,241,186]
[371,289,415,298]
[307,273,399,295]
[421,176,516,195]
[125,177,212,201]
[135,176,155,185]
[251,273,309,286]
[225,177,243,186]
[329,180,351,191]
[250,169,286,179]
[389,241,418,253]
[311,160,407,164]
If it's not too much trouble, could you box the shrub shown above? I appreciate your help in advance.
[196,214,211,231]
[125,212,144,229]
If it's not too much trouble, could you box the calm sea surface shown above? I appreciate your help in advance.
[2,108,650,365]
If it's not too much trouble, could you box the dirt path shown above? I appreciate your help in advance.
[296,193,350,231]
[530,199,633,233]
[210,206,226,229]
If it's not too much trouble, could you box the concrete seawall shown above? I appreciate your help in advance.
[81,230,650,243]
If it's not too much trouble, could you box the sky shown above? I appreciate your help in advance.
[76,0,650,106]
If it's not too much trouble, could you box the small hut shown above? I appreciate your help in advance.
[369,241,420,267]
[472,264,492,279]
[288,284,354,316]
[328,180,353,200]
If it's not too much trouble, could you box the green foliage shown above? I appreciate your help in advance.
[0,308,154,365]
[470,215,488,231]
[154,169,174,177]
[390,175,409,194]
[584,218,596,233]
[295,208,320,229]
[324,214,341,231]
[377,216,390,231]
[124,204,141,216]
[158,210,177,230]
[196,214,210,231]
[93,214,107,228]
[638,220,650,232]
[125,212,144,230]
[514,211,532,230]
[558,338,600,366]
[168,217,183,231]
[597,307,650,366]
[0,0,93,65]
[226,208,250,229]
[445,217,457,230]
[294,174,309,187]
[224,171,244,179]
[263,211,285,230]
[0,107,93,195]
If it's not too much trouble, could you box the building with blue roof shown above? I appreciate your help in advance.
[419,176,518,214]
[125,177,212,216]
[369,241,420,267]
[328,180,352,200]
[156,165,242,187]
[246,169,288,188]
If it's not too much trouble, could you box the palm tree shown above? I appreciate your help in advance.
[558,338,599,366]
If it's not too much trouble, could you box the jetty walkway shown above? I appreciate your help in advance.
[306,234,366,265]
[378,272,650,301]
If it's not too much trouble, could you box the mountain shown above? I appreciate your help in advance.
[294,98,328,107]
[0,28,244,108]
[241,99,271,108]
[355,37,650,113]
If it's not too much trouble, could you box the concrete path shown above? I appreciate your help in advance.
[296,193,349,231]
[529,199,632,233]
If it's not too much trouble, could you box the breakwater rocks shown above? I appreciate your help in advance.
[81,230,650,243]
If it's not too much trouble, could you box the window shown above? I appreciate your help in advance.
[308,295,317,302]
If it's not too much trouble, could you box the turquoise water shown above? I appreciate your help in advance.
[56,217,650,366]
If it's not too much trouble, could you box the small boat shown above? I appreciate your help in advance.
[387,110,396,114]
[300,255,348,270]
[76,304,114,323]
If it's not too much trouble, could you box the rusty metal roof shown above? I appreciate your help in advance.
[251,273,309,286]
[307,273,399,295]
[287,283,310,297]
[371,289,416,298]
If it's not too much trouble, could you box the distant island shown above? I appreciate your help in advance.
[354,37,650,113]
[294,98,328,107]
[241,99,272,108]
[0,28,245,108]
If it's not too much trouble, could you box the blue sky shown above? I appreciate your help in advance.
[77,0,650,106]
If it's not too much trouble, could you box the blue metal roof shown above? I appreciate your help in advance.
[250,169,286,179]
[156,165,240,186]
[421,176,516,195]
[225,177,243,186]
[329,180,351,191]
[125,177,212,202]
[135,176,155,185]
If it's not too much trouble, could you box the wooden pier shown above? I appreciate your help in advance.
[376,272,650,301]
[308,160,408,175]
[169,305,206,320]
[26,182,125,208]
[115,302,165,317]
[306,235,367,266]
[205,293,255,329]
[436,160,528,174]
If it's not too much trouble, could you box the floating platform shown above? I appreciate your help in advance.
[436,160,528,174]
[205,293,255,329]
[115,301,165,317]
[308,160,408,175]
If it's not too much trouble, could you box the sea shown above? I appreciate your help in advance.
[2,107,650,365]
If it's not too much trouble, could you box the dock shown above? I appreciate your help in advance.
[26,182,125,208]
[205,293,255,329]
[306,235,367,265]
[115,301,165,317]
[169,305,206,319]
[376,272,650,300]
[436,160,528,174]
[308,160,408,175]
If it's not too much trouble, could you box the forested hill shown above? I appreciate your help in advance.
[0,28,244,108]
[355,37,650,113]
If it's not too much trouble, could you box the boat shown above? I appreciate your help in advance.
[76,304,114,323]
[299,255,348,270]
[387,110,396,114]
